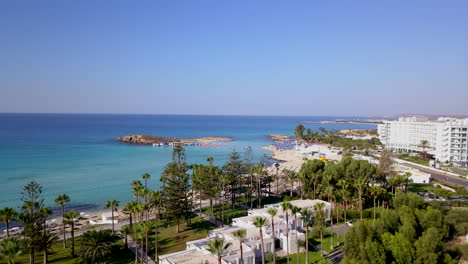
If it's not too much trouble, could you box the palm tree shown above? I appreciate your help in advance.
[121,225,132,249]
[78,230,114,264]
[267,208,277,264]
[254,165,264,208]
[248,166,256,209]
[39,231,58,264]
[0,237,23,264]
[207,237,232,264]
[369,186,384,221]
[281,201,291,264]
[418,140,430,156]
[290,206,301,264]
[141,173,151,218]
[133,185,145,204]
[140,221,154,264]
[147,190,162,261]
[388,176,398,197]
[353,176,367,220]
[253,216,269,264]
[313,203,326,256]
[123,202,134,230]
[337,180,349,223]
[64,210,80,258]
[0,207,17,238]
[300,209,312,264]
[324,186,335,250]
[284,169,297,197]
[54,194,70,248]
[105,200,120,235]
[141,173,151,190]
[219,174,231,227]
[39,207,53,235]
[129,201,144,263]
[232,229,247,264]
[274,163,280,195]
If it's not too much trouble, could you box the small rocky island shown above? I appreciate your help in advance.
[116,134,233,145]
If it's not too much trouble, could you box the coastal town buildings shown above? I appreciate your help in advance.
[159,199,332,264]
[378,117,468,167]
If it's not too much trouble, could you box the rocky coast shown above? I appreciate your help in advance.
[116,134,233,145]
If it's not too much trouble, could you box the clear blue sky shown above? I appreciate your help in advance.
[1,1,467,116]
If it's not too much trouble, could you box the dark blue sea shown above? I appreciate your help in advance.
[0,114,376,212]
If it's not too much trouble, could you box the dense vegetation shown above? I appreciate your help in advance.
[342,193,468,264]
[295,124,382,151]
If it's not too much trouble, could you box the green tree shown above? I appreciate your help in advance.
[283,169,298,197]
[161,146,191,232]
[295,124,305,139]
[78,230,115,264]
[0,208,17,238]
[104,200,119,235]
[299,159,325,199]
[382,232,414,264]
[140,221,155,264]
[220,174,231,227]
[267,208,278,264]
[19,181,47,264]
[223,150,246,206]
[121,225,132,249]
[314,202,326,256]
[281,201,292,264]
[274,163,280,195]
[369,186,384,221]
[354,176,368,220]
[418,140,431,156]
[253,216,269,264]
[207,237,232,264]
[54,194,70,248]
[0,237,23,264]
[300,209,312,264]
[232,228,247,264]
[64,210,80,258]
[147,190,162,260]
[290,206,301,264]
[38,231,58,264]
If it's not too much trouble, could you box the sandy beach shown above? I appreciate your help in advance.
[263,145,305,171]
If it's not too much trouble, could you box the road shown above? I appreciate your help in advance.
[403,163,468,189]
[326,249,344,264]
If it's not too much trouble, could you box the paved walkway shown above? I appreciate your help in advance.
[126,236,156,264]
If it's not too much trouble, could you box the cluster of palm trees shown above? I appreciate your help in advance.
[119,173,162,264]
[0,184,129,264]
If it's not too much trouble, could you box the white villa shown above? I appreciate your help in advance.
[159,199,332,264]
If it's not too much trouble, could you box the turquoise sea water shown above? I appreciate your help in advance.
[0,114,376,212]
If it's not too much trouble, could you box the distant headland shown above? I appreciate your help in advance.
[116,134,233,145]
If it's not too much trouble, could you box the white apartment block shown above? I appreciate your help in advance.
[159,199,332,264]
[378,116,468,167]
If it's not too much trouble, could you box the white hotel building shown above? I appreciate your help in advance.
[159,199,332,264]
[378,116,468,167]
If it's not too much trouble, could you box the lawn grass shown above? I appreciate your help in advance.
[407,183,464,197]
[396,153,430,166]
[446,167,468,176]
[155,216,215,256]
[0,237,133,264]
[309,229,344,253]
[124,215,215,259]
[200,203,247,224]
[268,251,327,264]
